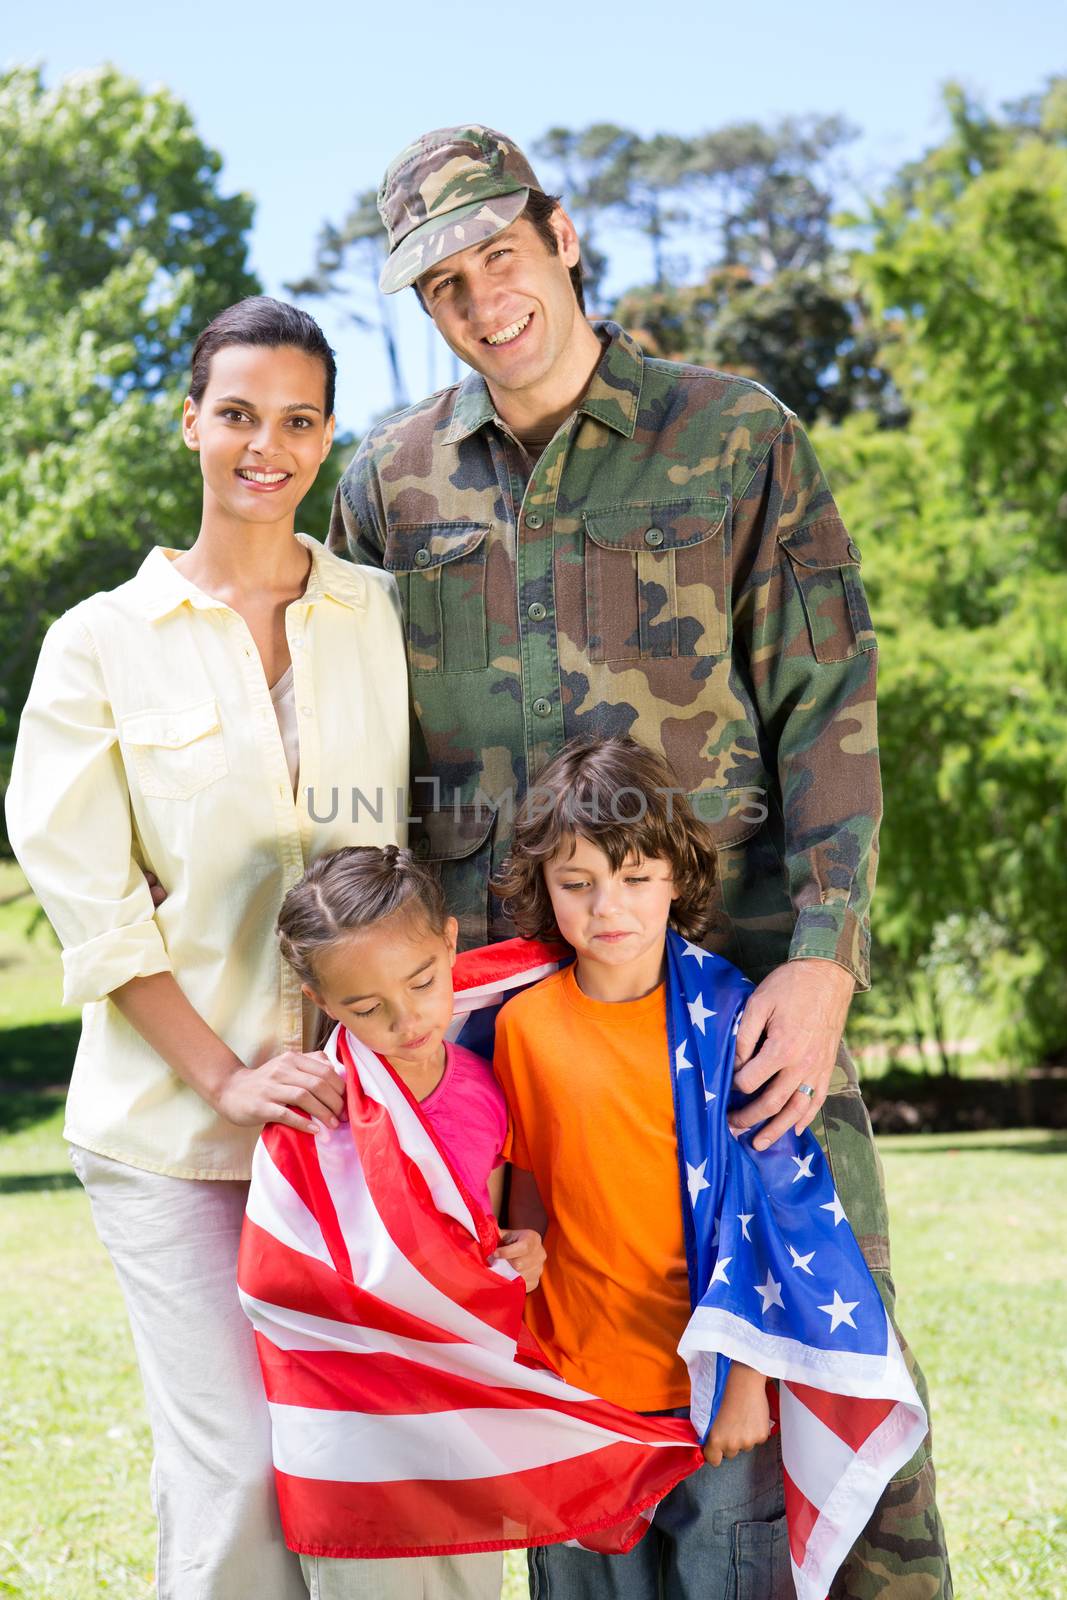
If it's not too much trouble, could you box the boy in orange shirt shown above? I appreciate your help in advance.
[493,735,791,1599]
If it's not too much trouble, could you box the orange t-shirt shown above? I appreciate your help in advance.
[494,965,691,1411]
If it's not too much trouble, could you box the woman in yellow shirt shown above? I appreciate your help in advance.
[6,298,410,1599]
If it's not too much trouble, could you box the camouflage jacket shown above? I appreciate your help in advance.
[330,322,880,984]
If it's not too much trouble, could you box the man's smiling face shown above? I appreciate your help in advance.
[417,211,585,406]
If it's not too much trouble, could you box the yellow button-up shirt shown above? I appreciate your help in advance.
[6,535,409,1178]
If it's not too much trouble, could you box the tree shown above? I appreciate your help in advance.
[534,125,694,290]
[0,65,257,391]
[816,79,1067,1065]
[532,124,631,311]
[287,189,409,412]
[0,65,271,762]
[595,116,891,423]
[605,132,693,288]
[614,265,892,424]
[681,115,857,277]
[856,80,1067,530]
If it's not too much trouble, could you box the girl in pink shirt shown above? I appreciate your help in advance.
[273,843,545,1600]
[276,841,544,1257]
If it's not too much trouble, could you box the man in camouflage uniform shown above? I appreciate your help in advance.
[329,125,951,1598]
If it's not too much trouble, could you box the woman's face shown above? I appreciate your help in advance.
[182,343,335,531]
[305,907,460,1075]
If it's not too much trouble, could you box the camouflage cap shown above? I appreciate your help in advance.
[377,125,542,295]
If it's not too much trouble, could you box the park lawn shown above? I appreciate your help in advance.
[0,863,77,1033]
[0,875,1062,1594]
[1,1114,1063,1598]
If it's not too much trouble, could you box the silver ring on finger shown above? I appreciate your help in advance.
[796,1082,816,1100]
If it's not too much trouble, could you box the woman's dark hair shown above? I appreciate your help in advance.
[189,296,337,416]
[277,844,448,991]
[415,191,586,315]
[492,736,717,944]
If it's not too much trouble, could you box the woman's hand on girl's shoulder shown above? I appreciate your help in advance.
[215,1049,346,1133]
[492,1228,546,1292]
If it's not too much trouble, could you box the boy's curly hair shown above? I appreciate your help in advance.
[492,736,717,944]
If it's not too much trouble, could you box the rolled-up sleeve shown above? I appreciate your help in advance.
[5,610,171,1006]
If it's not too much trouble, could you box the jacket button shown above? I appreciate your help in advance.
[527,601,547,621]
[413,548,431,567]
[644,526,665,547]
[847,539,861,561]
[525,513,545,530]
[532,697,552,718]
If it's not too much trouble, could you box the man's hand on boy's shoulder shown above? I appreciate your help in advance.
[492,1228,546,1293]
[728,959,856,1150]
[702,1362,773,1468]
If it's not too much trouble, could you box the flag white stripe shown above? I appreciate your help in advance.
[244,1141,333,1268]
[282,1121,514,1358]
[239,1292,602,1403]
[268,1401,643,1483]
[326,1027,477,1238]
[679,1306,922,1400]
[449,963,560,1014]
[783,1389,931,1600]
[778,1384,857,1522]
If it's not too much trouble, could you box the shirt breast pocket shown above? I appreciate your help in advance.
[582,498,729,664]
[384,522,490,674]
[121,699,229,801]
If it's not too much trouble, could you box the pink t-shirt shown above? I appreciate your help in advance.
[418,1042,508,1217]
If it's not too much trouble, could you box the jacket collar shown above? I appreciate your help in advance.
[442,320,643,445]
[139,533,365,623]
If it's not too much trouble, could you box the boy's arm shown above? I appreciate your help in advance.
[702,1362,773,1467]
[492,1167,546,1291]
[491,1017,546,1289]
[507,1165,549,1236]
[487,1164,506,1218]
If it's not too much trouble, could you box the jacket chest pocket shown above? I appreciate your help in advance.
[384,522,490,674]
[582,498,729,664]
[121,698,228,801]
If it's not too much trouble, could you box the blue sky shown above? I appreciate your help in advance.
[7,0,1065,430]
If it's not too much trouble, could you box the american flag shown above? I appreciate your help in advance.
[238,933,926,1595]
[664,930,928,1599]
[237,937,703,1560]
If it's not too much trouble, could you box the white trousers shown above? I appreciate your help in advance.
[69,1144,306,1600]
[300,1552,502,1599]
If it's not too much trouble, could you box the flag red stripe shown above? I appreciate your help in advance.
[240,1220,463,1346]
[781,1459,821,1571]
[256,1340,698,1445]
[787,1380,897,1454]
[332,1041,526,1335]
[274,1440,701,1558]
[452,938,568,995]
[259,1123,352,1279]
[263,1093,523,1341]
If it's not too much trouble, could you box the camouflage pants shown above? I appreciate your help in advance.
[815,1050,953,1599]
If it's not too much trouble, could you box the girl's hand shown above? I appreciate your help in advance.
[215,1050,346,1133]
[492,1228,546,1291]
[702,1363,773,1467]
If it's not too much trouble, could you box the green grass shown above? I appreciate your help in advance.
[0,863,80,1141]
[2,1120,1063,1597]
[878,1130,1067,1594]
[0,869,1063,1596]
